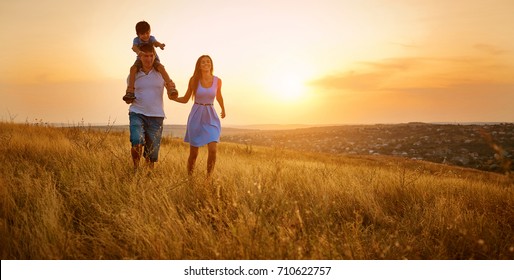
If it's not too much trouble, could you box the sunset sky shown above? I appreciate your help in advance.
[1,0,513,126]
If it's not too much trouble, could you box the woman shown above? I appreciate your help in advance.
[173,55,226,176]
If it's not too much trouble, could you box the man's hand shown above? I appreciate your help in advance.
[168,93,178,100]
[167,89,178,100]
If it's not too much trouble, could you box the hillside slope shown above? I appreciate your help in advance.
[222,123,514,174]
[1,122,513,259]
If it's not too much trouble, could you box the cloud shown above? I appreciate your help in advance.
[310,54,514,94]
[308,71,388,91]
[474,44,509,55]
[307,57,422,91]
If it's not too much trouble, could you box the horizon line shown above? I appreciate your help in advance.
[4,120,512,128]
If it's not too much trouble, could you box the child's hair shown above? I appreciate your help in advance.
[135,21,151,35]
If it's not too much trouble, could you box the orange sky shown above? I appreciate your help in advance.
[1,0,513,125]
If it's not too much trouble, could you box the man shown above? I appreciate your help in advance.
[126,43,174,170]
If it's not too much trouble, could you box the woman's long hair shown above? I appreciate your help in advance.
[190,55,213,100]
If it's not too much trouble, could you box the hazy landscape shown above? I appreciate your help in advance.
[1,121,513,259]
[222,122,514,174]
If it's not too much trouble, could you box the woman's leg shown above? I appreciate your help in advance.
[207,142,217,176]
[188,145,199,175]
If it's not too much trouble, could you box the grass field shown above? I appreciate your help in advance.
[1,122,513,259]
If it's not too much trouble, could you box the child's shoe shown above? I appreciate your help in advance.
[123,91,136,103]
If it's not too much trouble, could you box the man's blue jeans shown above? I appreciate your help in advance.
[129,112,164,162]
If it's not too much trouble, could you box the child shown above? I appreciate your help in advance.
[123,21,178,103]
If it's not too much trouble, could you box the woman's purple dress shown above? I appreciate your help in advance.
[184,76,221,147]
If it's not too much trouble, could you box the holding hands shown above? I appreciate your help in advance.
[166,80,178,100]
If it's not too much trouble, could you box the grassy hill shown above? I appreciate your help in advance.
[221,123,514,174]
[1,122,513,259]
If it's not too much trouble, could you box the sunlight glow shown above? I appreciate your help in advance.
[263,60,313,104]
[277,74,305,101]
[1,0,513,125]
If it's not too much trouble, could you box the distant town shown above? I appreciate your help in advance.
[221,123,514,174]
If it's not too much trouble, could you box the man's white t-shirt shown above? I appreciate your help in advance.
[128,69,166,118]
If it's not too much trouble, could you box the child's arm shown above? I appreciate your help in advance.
[153,40,166,50]
[131,44,144,56]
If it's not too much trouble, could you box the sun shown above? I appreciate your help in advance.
[261,60,313,103]
[267,73,307,102]
[278,75,305,101]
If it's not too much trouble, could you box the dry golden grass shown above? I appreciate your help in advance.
[1,122,513,259]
